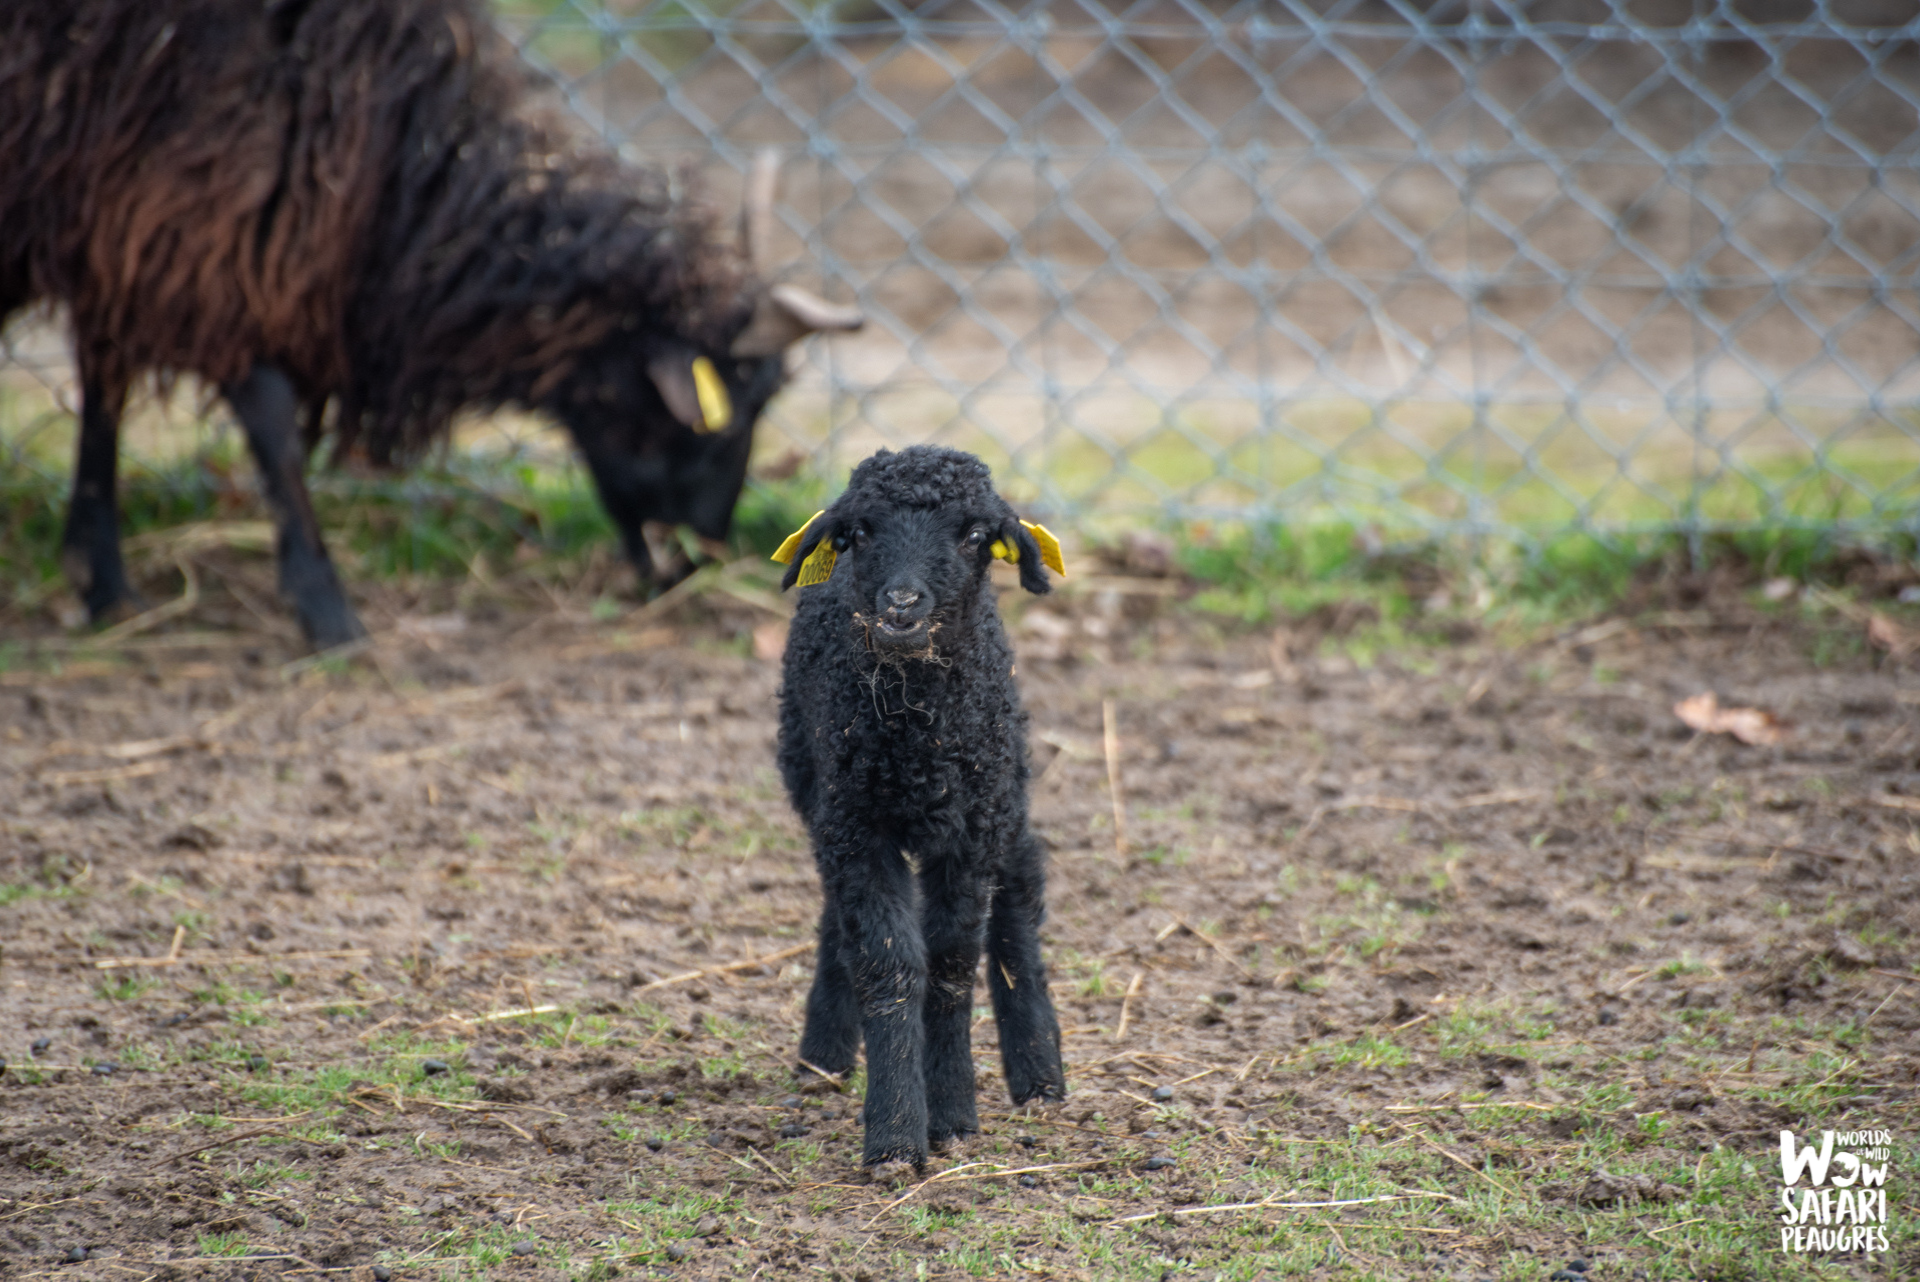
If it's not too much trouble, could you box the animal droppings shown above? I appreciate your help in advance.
[421,1059,450,1076]
[1150,1086,1174,1102]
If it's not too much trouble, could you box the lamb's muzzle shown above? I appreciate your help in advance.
[874,580,933,646]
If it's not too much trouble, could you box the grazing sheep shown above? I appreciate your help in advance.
[0,0,859,648]
[774,445,1070,1174]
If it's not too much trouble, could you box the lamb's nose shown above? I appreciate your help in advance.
[886,588,920,610]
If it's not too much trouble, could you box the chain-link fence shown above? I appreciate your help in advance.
[7,0,1920,547]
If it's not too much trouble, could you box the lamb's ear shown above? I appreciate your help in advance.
[998,519,1054,595]
[775,511,838,590]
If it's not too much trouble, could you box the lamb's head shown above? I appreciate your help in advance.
[775,446,1061,654]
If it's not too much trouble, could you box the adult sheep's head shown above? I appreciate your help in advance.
[567,279,858,541]
[553,154,861,563]
[774,446,1064,655]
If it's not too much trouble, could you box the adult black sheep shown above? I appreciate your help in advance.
[0,0,860,648]
[774,445,1069,1176]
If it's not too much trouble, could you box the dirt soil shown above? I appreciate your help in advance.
[1,575,1917,1280]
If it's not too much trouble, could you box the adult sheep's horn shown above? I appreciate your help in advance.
[732,283,864,357]
[741,149,780,273]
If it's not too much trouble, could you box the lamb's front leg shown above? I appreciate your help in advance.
[919,858,989,1149]
[824,835,928,1172]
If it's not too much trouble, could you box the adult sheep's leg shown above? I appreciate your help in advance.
[571,441,665,590]
[797,895,861,1077]
[224,366,366,649]
[60,372,140,622]
[986,831,1066,1105]
[919,858,989,1148]
[820,835,928,1171]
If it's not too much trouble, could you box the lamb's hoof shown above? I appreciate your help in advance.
[928,1127,980,1157]
[862,1158,923,1187]
[1007,1080,1067,1108]
[793,1062,849,1093]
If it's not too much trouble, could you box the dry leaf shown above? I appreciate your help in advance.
[1867,612,1917,659]
[751,620,789,663]
[1673,692,1787,746]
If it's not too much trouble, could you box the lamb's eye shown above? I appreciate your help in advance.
[965,528,986,547]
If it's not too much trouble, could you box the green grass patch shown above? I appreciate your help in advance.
[8,388,1918,628]
[1,427,825,609]
[232,1033,479,1121]
[194,1231,250,1257]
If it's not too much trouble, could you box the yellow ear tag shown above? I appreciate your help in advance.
[1021,521,1066,576]
[772,510,825,565]
[795,541,837,587]
[690,356,732,432]
[989,538,1017,563]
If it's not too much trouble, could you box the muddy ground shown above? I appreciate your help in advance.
[1,569,1917,1280]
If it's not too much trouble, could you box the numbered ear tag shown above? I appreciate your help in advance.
[690,357,733,432]
[772,511,825,564]
[1021,521,1067,576]
[795,542,837,586]
[989,539,1017,563]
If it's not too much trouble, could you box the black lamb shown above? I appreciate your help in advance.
[0,0,860,649]
[774,445,1069,1175]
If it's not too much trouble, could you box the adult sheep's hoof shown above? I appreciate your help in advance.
[862,1158,923,1187]
[83,590,148,627]
[298,600,369,653]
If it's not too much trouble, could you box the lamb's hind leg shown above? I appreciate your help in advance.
[986,831,1066,1104]
[224,365,365,649]
[797,894,861,1079]
[920,858,989,1148]
[60,372,141,623]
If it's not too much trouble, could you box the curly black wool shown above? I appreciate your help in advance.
[0,0,811,647]
[776,446,1067,1173]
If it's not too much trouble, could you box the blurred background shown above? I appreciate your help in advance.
[5,0,1920,599]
